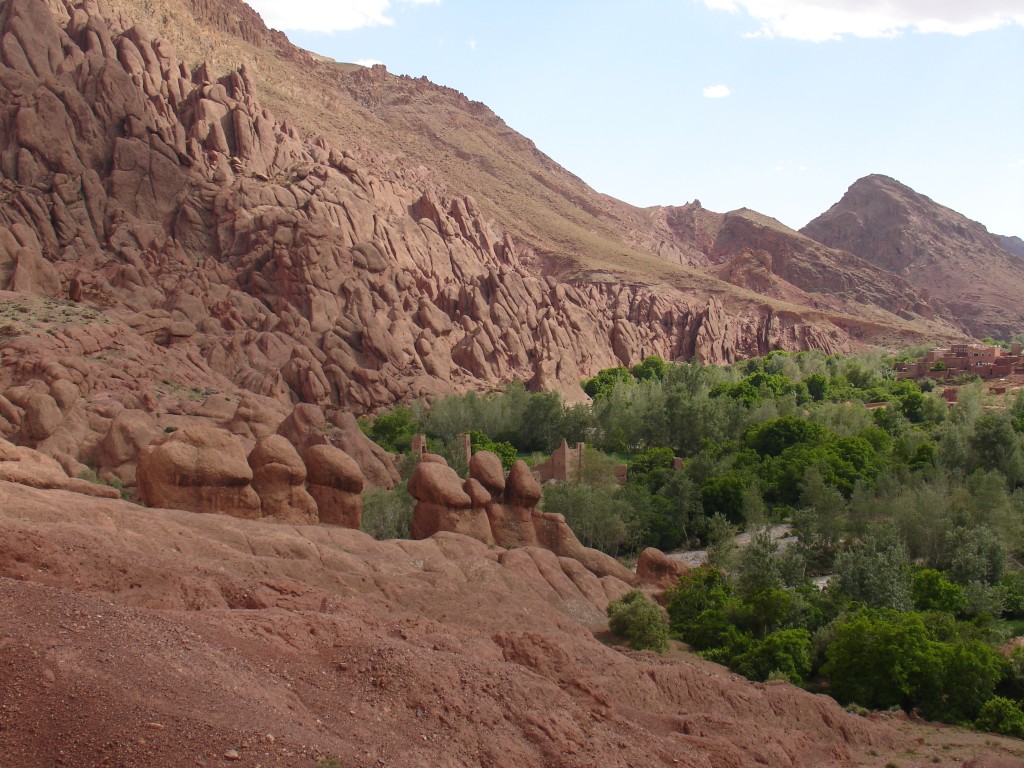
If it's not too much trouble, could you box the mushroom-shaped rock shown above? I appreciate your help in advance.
[464,478,492,507]
[249,435,318,524]
[303,444,364,528]
[407,459,490,542]
[504,460,541,507]
[95,409,161,477]
[469,450,505,496]
[136,426,260,518]
[408,461,472,508]
[636,547,690,588]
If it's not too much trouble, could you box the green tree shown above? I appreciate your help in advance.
[971,413,1024,485]
[367,406,418,452]
[833,525,912,611]
[919,640,1005,723]
[468,430,517,470]
[729,628,813,684]
[822,608,935,710]
[745,416,829,457]
[911,569,968,615]
[734,529,783,600]
[607,590,669,652]
[631,355,669,382]
[582,366,632,400]
[700,472,750,526]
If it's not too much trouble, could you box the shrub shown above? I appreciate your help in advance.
[912,568,968,615]
[729,628,813,684]
[976,697,1024,738]
[607,590,669,652]
[468,430,517,470]
[360,487,414,540]
[822,608,934,710]
[77,468,130,501]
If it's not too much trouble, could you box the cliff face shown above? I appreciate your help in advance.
[0,0,886,414]
[802,174,1024,339]
[0,0,969,488]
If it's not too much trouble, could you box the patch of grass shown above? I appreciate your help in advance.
[78,468,131,501]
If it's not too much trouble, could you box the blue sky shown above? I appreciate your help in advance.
[244,0,1023,236]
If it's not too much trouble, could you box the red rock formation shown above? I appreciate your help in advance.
[303,443,363,528]
[136,425,260,518]
[636,546,691,589]
[247,434,317,524]
[0,478,1014,767]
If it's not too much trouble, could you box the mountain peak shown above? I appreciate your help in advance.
[802,176,1023,338]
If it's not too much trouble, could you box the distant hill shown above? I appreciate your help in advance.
[802,174,1024,339]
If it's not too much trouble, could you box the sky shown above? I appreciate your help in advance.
[243,0,1024,236]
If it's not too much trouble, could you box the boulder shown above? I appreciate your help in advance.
[248,435,317,524]
[136,426,260,518]
[95,409,161,476]
[19,392,63,444]
[408,461,471,508]
[0,437,119,499]
[636,547,689,588]
[303,444,363,528]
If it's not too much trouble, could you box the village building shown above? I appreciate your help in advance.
[895,342,1024,381]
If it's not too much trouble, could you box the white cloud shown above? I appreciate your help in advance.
[703,84,732,98]
[467,38,477,50]
[245,0,440,33]
[355,59,384,67]
[702,0,1024,41]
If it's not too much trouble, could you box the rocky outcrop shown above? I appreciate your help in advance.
[1,479,973,768]
[136,425,260,518]
[0,436,119,498]
[303,444,363,528]
[409,451,636,583]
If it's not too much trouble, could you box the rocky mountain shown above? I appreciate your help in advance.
[0,0,969,489]
[802,174,1024,339]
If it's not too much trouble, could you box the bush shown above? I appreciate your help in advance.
[77,468,130,501]
[607,590,669,652]
[360,487,414,540]
[729,628,813,684]
[976,697,1024,738]
[912,568,968,615]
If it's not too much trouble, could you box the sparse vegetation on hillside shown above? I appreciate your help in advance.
[364,348,1024,733]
